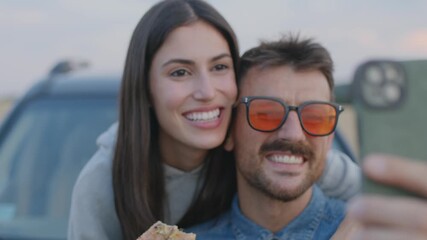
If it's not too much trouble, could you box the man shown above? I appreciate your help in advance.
[190,35,347,239]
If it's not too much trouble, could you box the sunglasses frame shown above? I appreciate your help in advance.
[238,96,344,136]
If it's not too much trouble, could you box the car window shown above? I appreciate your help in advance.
[0,96,117,239]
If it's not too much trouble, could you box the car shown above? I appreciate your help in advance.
[0,60,356,239]
[0,61,120,239]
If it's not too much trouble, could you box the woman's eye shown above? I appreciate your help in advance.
[212,64,228,71]
[170,69,189,77]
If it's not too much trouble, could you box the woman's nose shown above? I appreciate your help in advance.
[193,73,216,101]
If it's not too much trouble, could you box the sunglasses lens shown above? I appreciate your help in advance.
[248,99,285,131]
[300,103,337,135]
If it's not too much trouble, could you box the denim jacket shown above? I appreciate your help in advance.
[188,186,345,240]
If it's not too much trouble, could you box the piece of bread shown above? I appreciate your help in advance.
[136,221,196,240]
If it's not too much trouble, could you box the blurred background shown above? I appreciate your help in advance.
[1,0,427,100]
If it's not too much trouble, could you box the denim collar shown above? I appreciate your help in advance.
[230,186,327,240]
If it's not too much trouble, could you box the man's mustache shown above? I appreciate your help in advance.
[260,139,314,160]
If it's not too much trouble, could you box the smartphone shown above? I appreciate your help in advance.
[351,59,427,197]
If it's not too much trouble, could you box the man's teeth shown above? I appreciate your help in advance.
[186,109,220,121]
[269,155,303,164]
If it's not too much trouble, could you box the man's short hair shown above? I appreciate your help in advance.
[238,35,334,91]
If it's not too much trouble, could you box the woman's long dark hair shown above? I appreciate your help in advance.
[112,0,239,239]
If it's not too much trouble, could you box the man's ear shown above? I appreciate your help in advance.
[224,132,234,151]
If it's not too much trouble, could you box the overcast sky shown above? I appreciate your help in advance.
[1,0,427,98]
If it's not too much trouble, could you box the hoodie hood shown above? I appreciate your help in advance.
[96,122,118,151]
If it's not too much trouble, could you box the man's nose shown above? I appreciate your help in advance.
[192,73,216,101]
[276,111,305,141]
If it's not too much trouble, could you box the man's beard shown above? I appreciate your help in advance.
[240,139,319,202]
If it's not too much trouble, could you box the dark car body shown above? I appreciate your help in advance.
[0,70,120,239]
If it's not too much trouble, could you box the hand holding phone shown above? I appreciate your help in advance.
[351,59,427,197]
[347,154,427,240]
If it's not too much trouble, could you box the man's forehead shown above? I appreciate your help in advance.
[239,65,325,88]
[238,65,280,89]
[238,65,331,100]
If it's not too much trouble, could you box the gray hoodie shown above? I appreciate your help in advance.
[68,123,205,240]
[68,123,121,240]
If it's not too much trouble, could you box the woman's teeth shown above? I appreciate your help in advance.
[185,108,220,121]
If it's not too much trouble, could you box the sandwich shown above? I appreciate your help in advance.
[136,221,196,240]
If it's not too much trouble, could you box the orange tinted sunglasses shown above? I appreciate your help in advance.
[238,96,344,136]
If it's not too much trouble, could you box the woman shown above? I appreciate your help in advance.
[69,1,238,239]
[68,0,359,239]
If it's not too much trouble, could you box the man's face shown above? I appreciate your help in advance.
[226,65,334,201]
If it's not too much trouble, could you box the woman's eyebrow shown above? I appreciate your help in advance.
[211,53,232,62]
[162,59,194,67]
[161,53,231,68]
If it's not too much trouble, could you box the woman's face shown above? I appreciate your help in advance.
[149,20,237,156]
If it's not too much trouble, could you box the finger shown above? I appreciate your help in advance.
[363,154,427,197]
[347,196,427,233]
